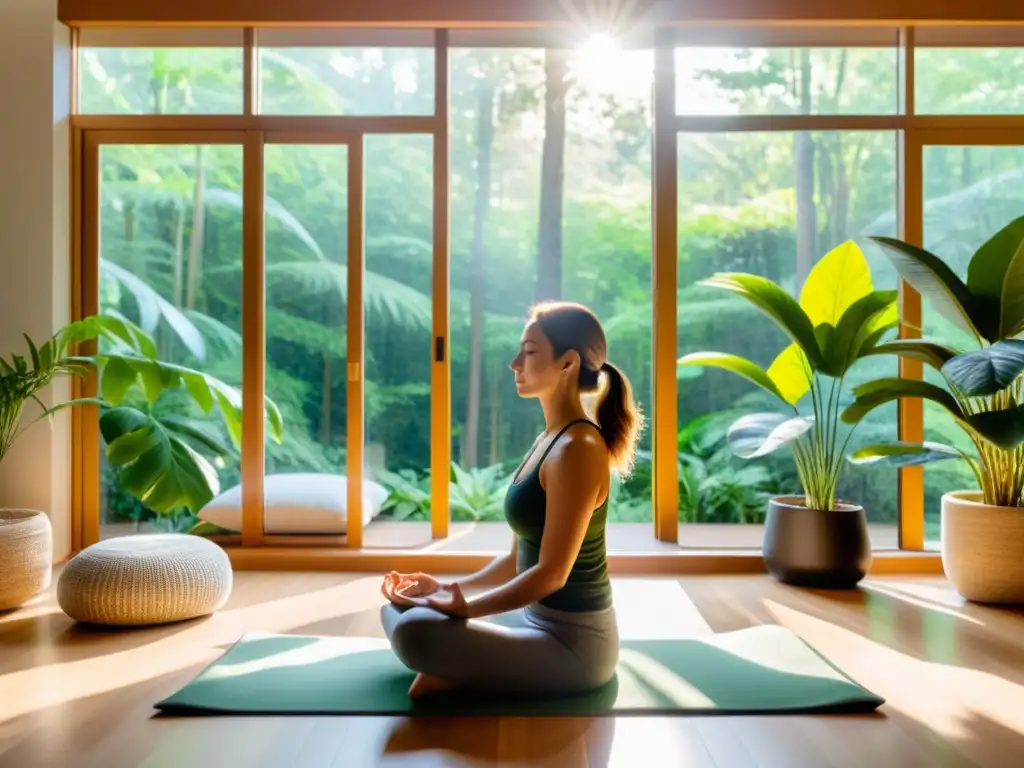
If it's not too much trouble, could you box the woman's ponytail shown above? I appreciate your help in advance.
[597,361,644,476]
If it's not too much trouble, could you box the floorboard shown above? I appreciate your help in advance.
[1,570,1021,767]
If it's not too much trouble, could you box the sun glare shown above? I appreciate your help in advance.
[572,32,631,93]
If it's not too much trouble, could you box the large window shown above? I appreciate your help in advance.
[675,130,899,548]
[73,22,1024,555]
[445,42,653,551]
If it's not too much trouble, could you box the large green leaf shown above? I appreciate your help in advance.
[967,214,1024,305]
[677,352,787,404]
[727,412,815,459]
[848,441,964,468]
[765,344,812,406]
[100,406,222,514]
[999,230,1024,339]
[941,340,1024,397]
[864,339,959,371]
[841,378,965,424]
[697,273,825,370]
[799,240,873,327]
[827,290,899,375]
[869,236,988,342]
[967,404,1024,451]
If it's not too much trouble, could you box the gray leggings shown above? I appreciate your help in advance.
[381,601,620,696]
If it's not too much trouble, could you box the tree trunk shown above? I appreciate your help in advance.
[794,49,816,289]
[319,353,333,445]
[534,49,568,303]
[186,145,207,311]
[488,367,501,466]
[464,82,495,469]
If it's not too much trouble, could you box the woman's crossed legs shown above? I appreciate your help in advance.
[381,602,618,698]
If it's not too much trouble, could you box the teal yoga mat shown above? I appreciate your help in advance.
[156,625,884,716]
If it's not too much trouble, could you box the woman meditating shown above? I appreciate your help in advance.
[380,301,644,699]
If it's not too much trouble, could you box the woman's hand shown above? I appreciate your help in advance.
[425,583,472,619]
[381,571,441,607]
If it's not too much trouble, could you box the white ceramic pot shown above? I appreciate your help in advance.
[941,491,1024,604]
[0,509,53,610]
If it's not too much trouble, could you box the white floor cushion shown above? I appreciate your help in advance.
[198,473,389,535]
[58,534,233,626]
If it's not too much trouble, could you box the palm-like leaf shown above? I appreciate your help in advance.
[863,339,958,371]
[941,340,1024,397]
[869,236,991,342]
[677,352,787,404]
[697,273,826,370]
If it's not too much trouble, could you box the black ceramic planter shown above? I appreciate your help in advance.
[762,496,871,589]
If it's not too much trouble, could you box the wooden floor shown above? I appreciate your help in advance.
[1,571,1022,767]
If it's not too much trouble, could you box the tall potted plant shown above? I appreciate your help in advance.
[678,241,898,588]
[841,217,1024,603]
[0,314,283,610]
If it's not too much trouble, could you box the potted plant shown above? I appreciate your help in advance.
[678,241,898,588]
[841,216,1024,603]
[0,314,282,610]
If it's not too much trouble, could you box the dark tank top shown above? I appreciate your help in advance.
[504,419,613,613]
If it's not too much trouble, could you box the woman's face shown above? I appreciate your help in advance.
[510,321,566,398]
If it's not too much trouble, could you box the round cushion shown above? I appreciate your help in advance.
[57,534,233,626]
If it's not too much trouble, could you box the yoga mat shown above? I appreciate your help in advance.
[156,625,883,716]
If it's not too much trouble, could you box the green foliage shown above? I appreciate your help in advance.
[675,413,785,524]
[0,315,137,467]
[1,312,284,517]
[678,241,898,511]
[849,218,1024,507]
[377,463,514,523]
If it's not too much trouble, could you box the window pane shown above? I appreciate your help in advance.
[676,131,899,548]
[258,47,434,115]
[98,144,244,540]
[79,48,244,114]
[363,134,435,546]
[921,145,1024,548]
[445,46,654,552]
[916,49,1024,115]
[263,144,348,535]
[675,47,898,115]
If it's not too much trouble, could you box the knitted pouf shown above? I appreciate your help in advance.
[0,509,53,611]
[57,534,233,626]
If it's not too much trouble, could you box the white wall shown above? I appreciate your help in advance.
[0,0,72,560]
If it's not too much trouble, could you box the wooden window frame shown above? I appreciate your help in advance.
[67,14,1024,571]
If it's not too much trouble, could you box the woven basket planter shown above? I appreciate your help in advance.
[0,509,53,611]
[942,491,1024,604]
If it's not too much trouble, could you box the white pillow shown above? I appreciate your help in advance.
[198,473,389,535]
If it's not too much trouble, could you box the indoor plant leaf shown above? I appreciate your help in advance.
[677,352,787,404]
[848,441,964,468]
[966,404,1024,451]
[863,339,959,371]
[100,406,220,514]
[697,273,826,370]
[799,240,873,327]
[940,339,1024,397]
[765,343,812,406]
[827,289,899,374]
[965,214,1024,338]
[869,235,989,342]
[727,412,815,459]
[841,378,965,424]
